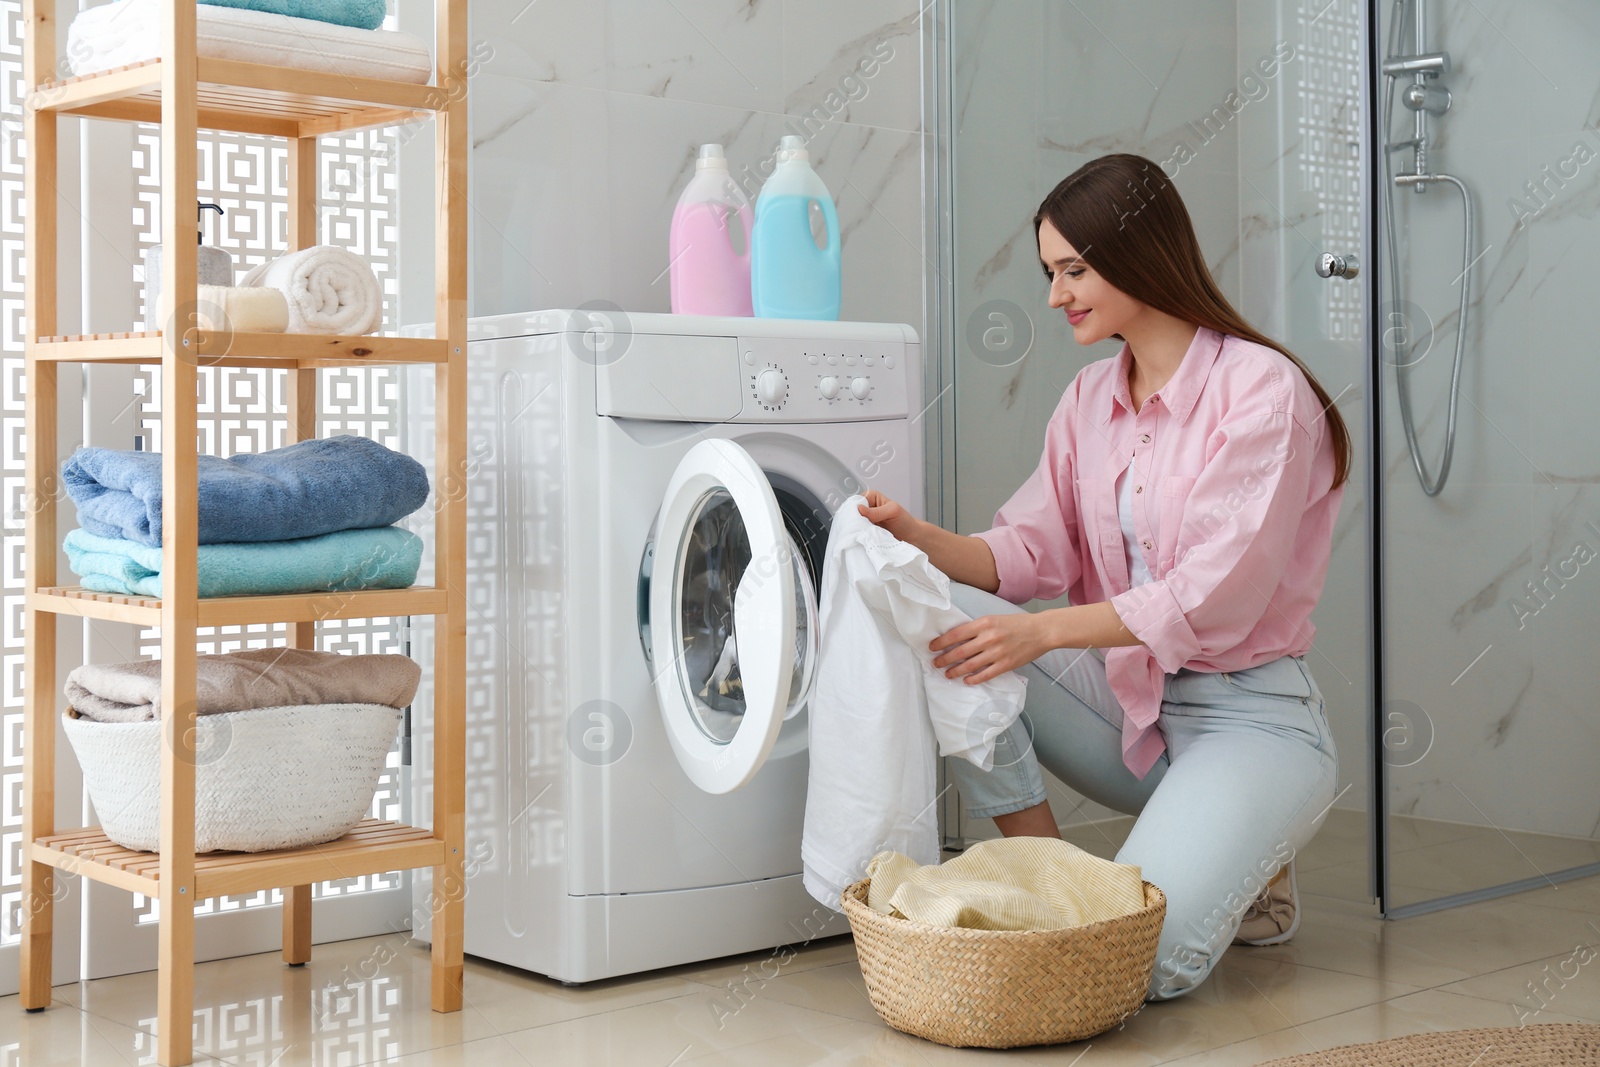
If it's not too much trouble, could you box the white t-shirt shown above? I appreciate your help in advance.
[803,496,1029,911]
[1116,461,1156,587]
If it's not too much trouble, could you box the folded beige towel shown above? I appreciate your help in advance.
[866,837,1147,931]
[66,648,421,723]
[195,284,289,334]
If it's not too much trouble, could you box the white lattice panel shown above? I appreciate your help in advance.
[124,119,409,924]
[0,0,25,952]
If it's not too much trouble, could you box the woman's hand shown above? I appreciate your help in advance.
[930,612,1056,685]
[858,491,1002,592]
[857,489,921,542]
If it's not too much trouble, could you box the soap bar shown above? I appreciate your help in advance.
[193,285,289,334]
[143,243,235,330]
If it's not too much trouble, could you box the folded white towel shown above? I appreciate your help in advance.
[194,284,289,333]
[65,0,434,84]
[240,245,383,335]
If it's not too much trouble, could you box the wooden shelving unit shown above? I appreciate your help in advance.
[33,819,445,899]
[30,56,440,137]
[29,585,451,628]
[18,2,468,1064]
[32,331,451,367]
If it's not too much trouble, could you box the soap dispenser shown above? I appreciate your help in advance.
[143,202,232,329]
[750,135,841,320]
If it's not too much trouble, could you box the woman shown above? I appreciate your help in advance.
[860,153,1350,999]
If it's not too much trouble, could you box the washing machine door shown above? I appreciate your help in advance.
[649,438,820,794]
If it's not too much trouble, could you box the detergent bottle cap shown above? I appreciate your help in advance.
[775,134,809,164]
[695,143,728,171]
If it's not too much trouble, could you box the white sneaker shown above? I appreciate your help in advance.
[1233,861,1299,946]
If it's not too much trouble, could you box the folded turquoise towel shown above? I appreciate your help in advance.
[200,0,387,31]
[64,526,421,598]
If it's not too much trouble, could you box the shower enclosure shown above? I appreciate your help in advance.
[929,0,1600,918]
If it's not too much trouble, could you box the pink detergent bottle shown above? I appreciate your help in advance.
[669,144,754,316]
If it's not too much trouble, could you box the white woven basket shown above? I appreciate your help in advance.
[62,703,401,853]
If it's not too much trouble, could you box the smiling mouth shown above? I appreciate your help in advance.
[1067,309,1090,325]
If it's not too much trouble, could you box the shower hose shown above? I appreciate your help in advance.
[1382,0,1475,497]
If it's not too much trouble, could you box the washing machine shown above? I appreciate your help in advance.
[407,309,923,982]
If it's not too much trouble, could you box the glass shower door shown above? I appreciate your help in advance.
[1375,0,1600,916]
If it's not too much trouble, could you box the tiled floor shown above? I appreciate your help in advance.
[8,812,1600,1066]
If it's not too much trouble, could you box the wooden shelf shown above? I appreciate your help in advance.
[31,330,451,367]
[31,820,445,900]
[20,0,468,1057]
[29,58,438,138]
[31,585,448,627]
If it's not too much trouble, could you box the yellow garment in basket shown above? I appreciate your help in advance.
[865,837,1146,931]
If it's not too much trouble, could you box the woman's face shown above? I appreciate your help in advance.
[1037,217,1144,346]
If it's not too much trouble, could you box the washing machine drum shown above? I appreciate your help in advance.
[642,439,822,794]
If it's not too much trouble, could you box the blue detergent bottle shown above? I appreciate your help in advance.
[751,135,841,320]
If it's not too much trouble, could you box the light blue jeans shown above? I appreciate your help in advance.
[946,584,1339,1001]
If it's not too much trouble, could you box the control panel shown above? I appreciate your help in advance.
[591,319,916,423]
[737,337,910,422]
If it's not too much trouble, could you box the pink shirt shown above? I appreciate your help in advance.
[972,326,1344,778]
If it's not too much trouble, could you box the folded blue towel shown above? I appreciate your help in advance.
[62,435,430,548]
[64,525,422,599]
[200,0,387,31]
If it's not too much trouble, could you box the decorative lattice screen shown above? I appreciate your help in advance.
[127,123,411,923]
[0,0,29,955]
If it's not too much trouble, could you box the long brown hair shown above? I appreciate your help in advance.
[1034,153,1352,491]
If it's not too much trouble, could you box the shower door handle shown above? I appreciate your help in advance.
[1316,252,1360,280]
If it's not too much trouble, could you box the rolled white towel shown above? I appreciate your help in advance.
[194,285,290,334]
[240,245,383,335]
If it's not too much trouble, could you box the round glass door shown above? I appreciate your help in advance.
[648,439,820,793]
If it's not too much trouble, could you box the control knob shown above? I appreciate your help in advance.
[818,375,841,400]
[756,368,788,406]
[849,376,871,400]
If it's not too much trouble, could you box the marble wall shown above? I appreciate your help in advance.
[461,0,927,331]
[1375,0,1600,852]
[946,0,1375,853]
[950,0,1245,563]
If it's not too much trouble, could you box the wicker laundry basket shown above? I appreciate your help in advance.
[62,703,401,853]
[841,877,1166,1048]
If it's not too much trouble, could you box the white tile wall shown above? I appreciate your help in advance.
[782,0,921,135]
[607,0,787,112]
[951,0,1244,541]
[465,0,926,328]
[472,0,607,89]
